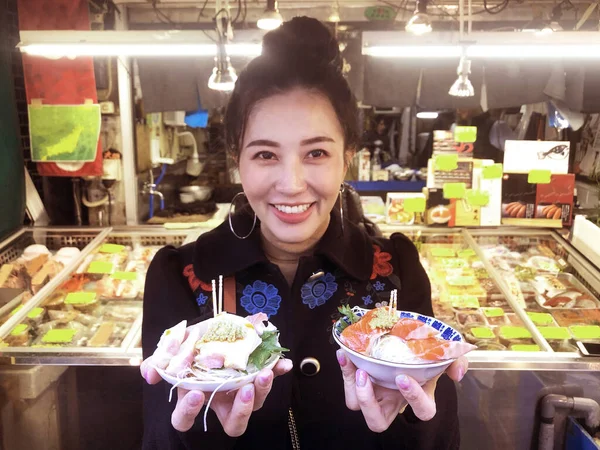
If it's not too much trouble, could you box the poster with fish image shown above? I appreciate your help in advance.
[503,140,569,174]
[29,104,101,162]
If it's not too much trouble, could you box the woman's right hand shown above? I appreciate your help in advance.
[140,326,293,436]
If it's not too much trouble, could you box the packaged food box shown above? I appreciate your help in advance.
[360,196,386,224]
[551,309,600,327]
[385,193,425,225]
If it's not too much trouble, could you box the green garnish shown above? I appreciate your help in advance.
[199,321,245,343]
[248,330,289,369]
[337,305,360,332]
[369,308,397,330]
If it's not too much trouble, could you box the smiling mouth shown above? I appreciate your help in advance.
[271,203,315,214]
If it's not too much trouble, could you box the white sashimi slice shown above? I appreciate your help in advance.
[166,325,202,375]
[152,320,188,368]
[246,312,269,336]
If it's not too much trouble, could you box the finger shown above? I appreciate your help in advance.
[445,356,468,382]
[222,384,255,437]
[395,375,437,421]
[337,349,359,411]
[273,358,293,377]
[253,369,273,411]
[140,358,163,385]
[171,389,205,432]
[354,369,389,433]
[151,334,183,369]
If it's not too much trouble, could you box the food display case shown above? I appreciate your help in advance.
[0,227,189,365]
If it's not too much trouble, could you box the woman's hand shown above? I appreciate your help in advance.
[337,349,468,433]
[140,326,293,436]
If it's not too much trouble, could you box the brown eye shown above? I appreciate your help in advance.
[255,151,276,160]
[308,149,327,158]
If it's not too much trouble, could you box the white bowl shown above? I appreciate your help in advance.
[156,354,280,392]
[332,307,464,388]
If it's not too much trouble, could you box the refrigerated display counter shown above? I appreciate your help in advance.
[0,226,599,372]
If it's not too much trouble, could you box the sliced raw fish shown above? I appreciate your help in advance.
[406,338,476,362]
[340,308,393,354]
[390,318,440,340]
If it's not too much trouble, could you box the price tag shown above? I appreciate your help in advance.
[570,325,600,340]
[454,126,477,143]
[527,312,555,325]
[42,329,76,344]
[10,305,24,315]
[482,163,503,179]
[65,292,97,305]
[482,308,504,318]
[10,324,28,336]
[403,197,426,213]
[430,248,456,257]
[499,326,532,339]
[447,276,476,287]
[434,154,459,171]
[539,327,570,340]
[458,249,476,258]
[528,169,552,184]
[27,307,44,319]
[450,295,480,309]
[364,5,396,20]
[471,327,495,339]
[99,244,125,254]
[87,261,114,274]
[466,190,490,206]
[443,183,466,199]
[111,271,138,281]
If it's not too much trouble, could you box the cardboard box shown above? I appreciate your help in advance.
[386,193,426,225]
[535,174,575,226]
[504,141,569,174]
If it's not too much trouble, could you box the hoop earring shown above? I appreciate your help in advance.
[339,183,345,235]
[229,192,257,240]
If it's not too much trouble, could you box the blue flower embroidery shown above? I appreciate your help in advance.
[196,292,208,306]
[362,295,373,306]
[301,273,338,309]
[373,281,385,291]
[240,280,281,317]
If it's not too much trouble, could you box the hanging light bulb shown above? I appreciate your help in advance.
[405,0,432,35]
[208,40,237,91]
[257,0,283,30]
[448,56,474,97]
[328,1,341,23]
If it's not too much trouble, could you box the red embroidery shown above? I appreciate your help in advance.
[371,245,393,280]
[199,280,213,291]
[183,264,213,292]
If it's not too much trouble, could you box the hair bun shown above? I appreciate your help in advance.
[262,17,342,72]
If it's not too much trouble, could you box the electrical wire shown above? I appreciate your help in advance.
[379,0,505,17]
[483,0,509,15]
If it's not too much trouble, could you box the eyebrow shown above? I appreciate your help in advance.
[245,136,335,149]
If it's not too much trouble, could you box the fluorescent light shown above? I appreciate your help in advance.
[417,112,439,119]
[363,45,461,58]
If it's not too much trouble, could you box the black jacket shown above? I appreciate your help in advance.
[142,211,459,450]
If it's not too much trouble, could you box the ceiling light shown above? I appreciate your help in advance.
[329,1,341,22]
[416,111,439,119]
[257,0,283,30]
[449,56,474,97]
[208,46,237,91]
[405,1,432,35]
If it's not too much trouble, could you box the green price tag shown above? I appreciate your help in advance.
[499,326,532,339]
[434,154,458,171]
[99,244,125,254]
[482,307,504,318]
[528,169,552,184]
[527,312,555,325]
[482,163,503,179]
[87,261,114,274]
[65,292,97,305]
[471,327,495,339]
[364,5,396,20]
[430,248,456,257]
[10,305,24,315]
[511,344,541,352]
[27,307,44,319]
[403,197,426,213]
[111,271,138,281]
[539,327,570,340]
[450,295,480,309]
[457,249,476,258]
[447,276,476,286]
[454,126,477,143]
[439,258,468,269]
[466,190,490,207]
[569,325,600,340]
[42,329,76,344]
[443,183,466,199]
[10,324,28,336]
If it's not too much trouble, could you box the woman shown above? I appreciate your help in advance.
[140,17,467,450]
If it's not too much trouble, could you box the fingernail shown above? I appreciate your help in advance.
[241,384,254,403]
[258,373,271,387]
[356,369,367,388]
[458,367,465,382]
[396,374,410,390]
[188,392,203,407]
[336,349,347,367]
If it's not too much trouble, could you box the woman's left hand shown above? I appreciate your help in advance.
[337,349,468,433]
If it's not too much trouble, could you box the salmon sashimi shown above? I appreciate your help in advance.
[341,308,394,354]
[406,338,477,362]
[390,318,440,341]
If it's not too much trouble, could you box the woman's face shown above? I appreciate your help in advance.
[238,88,347,246]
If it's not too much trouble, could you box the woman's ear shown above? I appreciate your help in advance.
[343,148,356,175]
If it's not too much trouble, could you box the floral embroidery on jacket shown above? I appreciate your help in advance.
[240,280,281,317]
[362,295,373,306]
[196,292,208,306]
[301,272,338,309]
[373,280,385,291]
[371,245,393,280]
[183,264,200,291]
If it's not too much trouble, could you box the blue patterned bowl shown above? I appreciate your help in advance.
[332,306,464,388]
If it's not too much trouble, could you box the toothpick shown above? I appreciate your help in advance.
[218,275,223,315]
[393,289,397,311]
[388,290,393,315]
[212,279,217,318]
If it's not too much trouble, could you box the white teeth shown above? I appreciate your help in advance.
[274,204,311,214]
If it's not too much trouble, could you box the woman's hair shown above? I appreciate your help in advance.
[224,17,359,159]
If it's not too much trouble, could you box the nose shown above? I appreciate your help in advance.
[275,157,307,195]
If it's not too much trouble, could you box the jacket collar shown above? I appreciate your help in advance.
[192,208,373,283]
